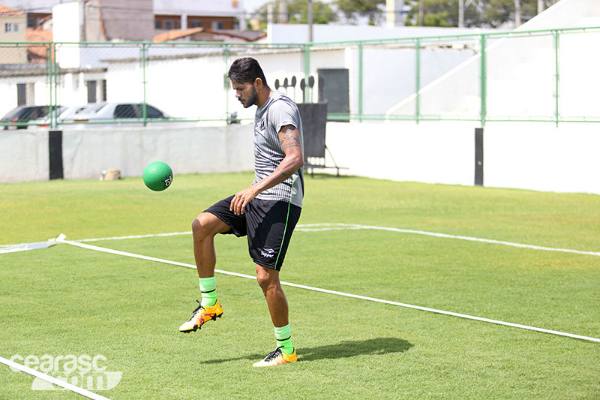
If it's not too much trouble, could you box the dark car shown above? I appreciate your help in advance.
[1,105,64,130]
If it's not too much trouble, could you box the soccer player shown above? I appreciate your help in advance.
[179,57,305,367]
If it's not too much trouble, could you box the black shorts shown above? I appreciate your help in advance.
[204,195,302,271]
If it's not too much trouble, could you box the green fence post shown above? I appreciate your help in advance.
[358,42,363,122]
[554,30,560,127]
[480,34,487,127]
[303,44,310,103]
[49,42,59,130]
[47,42,54,130]
[224,43,230,122]
[415,38,421,124]
[141,43,147,127]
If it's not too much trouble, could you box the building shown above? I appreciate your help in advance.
[0,0,246,41]
[0,4,27,63]
[154,0,245,32]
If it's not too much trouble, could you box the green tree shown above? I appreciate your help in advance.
[405,0,556,28]
[255,0,338,29]
[334,0,386,25]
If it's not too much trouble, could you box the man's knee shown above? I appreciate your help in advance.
[256,265,279,291]
[192,212,226,239]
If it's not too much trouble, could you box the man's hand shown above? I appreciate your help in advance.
[230,186,259,215]
[230,125,302,216]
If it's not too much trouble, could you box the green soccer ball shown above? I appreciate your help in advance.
[143,161,173,191]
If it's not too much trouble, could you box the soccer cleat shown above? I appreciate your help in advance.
[253,347,297,367]
[179,300,223,333]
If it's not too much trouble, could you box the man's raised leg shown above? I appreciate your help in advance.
[179,212,229,333]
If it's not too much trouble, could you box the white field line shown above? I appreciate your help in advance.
[78,231,192,243]
[64,223,600,258]
[343,224,600,257]
[0,357,110,400]
[60,238,600,344]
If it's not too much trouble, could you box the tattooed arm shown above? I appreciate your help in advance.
[230,125,303,215]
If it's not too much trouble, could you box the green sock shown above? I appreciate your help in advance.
[274,324,294,355]
[199,277,217,307]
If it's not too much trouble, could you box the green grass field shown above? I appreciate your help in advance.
[1,173,599,399]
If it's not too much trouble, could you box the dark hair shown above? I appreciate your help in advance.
[228,57,268,86]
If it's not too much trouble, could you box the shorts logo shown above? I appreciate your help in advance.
[260,248,276,258]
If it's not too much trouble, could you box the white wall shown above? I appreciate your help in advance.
[61,124,254,180]
[323,121,600,195]
[2,121,599,196]
[325,121,476,186]
[102,44,475,122]
[0,76,51,118]
[386,0,600,120]
[53,1,83,69]
[0,124,254,183]
[484,123,600,194]
[0,130,49,183]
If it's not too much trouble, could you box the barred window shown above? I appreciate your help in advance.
[5,23,20,33]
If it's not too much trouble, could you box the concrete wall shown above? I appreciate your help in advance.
[0,124,254,183]
[0,129,49,182]
[324,121,600,195]
[2,121,599,196]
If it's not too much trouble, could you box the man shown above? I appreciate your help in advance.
[179,57,304,367]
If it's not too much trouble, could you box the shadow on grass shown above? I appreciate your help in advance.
[199,337,412,364]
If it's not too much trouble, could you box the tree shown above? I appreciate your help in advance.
[404,0,556,28]
[254,0,338,29]
[334,0,386,26]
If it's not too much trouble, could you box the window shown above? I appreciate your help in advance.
[155,19,162,29]
[211,21,224,30]
[190,21,202,28]
[86,81,97,103]
[164,20,173,30]
[114,104,136,118]
[144,105,164,119]
[27,17,35,29]
[17,83,26,106]
[5,23,20,33]
[101,80,107,102]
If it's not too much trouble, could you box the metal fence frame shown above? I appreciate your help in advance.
[1,25,598,129]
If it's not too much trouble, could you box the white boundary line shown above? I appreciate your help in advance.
[4,223,599,258]
[78,232,191,243]
[0,357,110,400]
[343,224,600,257]
[60,239,600,344]
[64,223,600,258]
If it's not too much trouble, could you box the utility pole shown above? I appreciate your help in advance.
[268,3,274,25]
[418,0,424,26]
[538,0,545,14]
[278,0,288,23]
[79,0,86,41]
[514,0,522,27]
[458,0,464,28]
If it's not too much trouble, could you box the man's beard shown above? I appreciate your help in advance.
[244,86,258,108]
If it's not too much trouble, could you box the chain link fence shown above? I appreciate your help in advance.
[0,26,598,129]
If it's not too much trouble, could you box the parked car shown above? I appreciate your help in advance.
[71,102,170,127]
[1,105,65,130]
[28,104,103,129]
